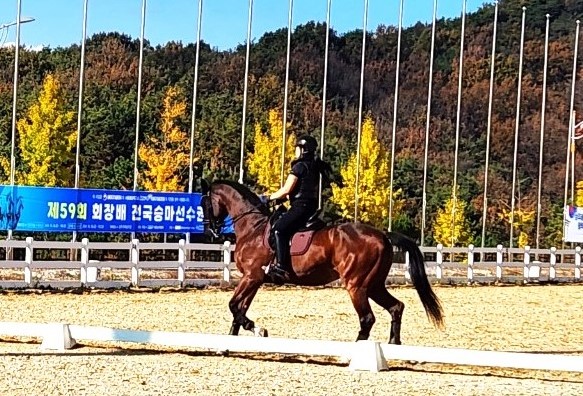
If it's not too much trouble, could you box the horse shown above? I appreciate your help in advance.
[201,179,444,343]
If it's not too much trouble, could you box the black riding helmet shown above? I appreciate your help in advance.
[296,135,318,158]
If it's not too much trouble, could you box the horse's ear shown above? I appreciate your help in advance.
[201,179,210,195]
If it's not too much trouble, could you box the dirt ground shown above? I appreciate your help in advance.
[1,284,583,396]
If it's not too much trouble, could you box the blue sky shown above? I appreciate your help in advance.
[1,0,493,50]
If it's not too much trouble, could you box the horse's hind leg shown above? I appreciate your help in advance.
[347,287,376,341]
[228,275,262,336]
[368,284,405,344]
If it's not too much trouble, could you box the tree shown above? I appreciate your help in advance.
[542,203,565,248]
[138,86,191,192]
[2,74,76,186]
[331,116,403,228]
[576,180,583,207]
[433,193,473,248]
[247,109,296,191]
[498,206,536,248]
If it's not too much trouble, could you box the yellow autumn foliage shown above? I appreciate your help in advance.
[331,116,403,228]
[247,109,295,191]
[498,206,535,248]
[576,180,583,207]
[4,74,76,186]
[139,86,191,192]
[433,193,473,247]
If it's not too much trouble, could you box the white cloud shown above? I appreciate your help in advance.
[1,42,45,51]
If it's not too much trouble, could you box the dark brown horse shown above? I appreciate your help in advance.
[201,180,444,343]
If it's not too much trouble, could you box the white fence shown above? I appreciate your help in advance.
[0,238,234,289]
[412,244,582,284]
[0,238,581,289]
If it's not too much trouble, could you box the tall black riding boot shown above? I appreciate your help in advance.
[270,230,292,283]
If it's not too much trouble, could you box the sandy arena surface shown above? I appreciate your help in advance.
[1,284,583,396]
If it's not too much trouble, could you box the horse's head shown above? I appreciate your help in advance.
[200,179,227,239]
[200,179,270,238]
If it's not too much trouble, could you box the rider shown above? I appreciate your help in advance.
[261,135,339,282]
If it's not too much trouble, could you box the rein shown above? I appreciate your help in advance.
[230,206,268,224]
[205,189,268,232]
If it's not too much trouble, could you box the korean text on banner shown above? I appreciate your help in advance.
[0,185,233,234]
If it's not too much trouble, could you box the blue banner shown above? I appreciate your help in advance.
[0,185,233,234]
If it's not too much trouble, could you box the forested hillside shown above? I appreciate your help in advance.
[0,0,581,246]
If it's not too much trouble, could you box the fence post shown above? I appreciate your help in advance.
[80,238,89,286]
[131,239,140,287]
[549,247,557,281]
[178,239,186,287]
[24,237,33,286]
[523,245,531,282]
[222,241,232,285]
[436,244,443,281]
[467,244,474,284]
[404,250,411,284]
[496,244,503,281]
[575,246,581,281]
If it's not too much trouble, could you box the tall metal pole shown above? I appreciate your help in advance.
[421,0,437,246]
[570,22,580,205]
[133,0,147,192]
[279,0,294,187]
[535,14,550,250]
[388,0,404,232]
[9,0,22,188]
[451,0,466,247]
[481,0,499,249]
[564,21,580,216]
[73,0,89,243]
[354,0,369,222]
[509,7,527,249]
[238,0,253,184]
[189,0,204,192]
[8,0,22,242]
[318,0,332,209]
[74,0,88,191]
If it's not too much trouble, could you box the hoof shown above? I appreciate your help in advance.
[356,333,369,342]
[253,327,269,337]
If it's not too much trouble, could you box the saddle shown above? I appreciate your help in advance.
[263,207,326,256]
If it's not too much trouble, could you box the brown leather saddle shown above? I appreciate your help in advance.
[263,208,326,256]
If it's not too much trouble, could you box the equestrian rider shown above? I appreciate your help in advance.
[260,135,339,282]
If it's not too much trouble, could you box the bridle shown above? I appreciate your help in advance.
[201,189,269,238]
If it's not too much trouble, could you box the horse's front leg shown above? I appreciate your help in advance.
[228,274,263,336]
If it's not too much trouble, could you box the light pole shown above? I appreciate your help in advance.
[421,0,438,245]
[388,0,404,232]
[72,0,89,246]
[318,0,332,209]
[509,7,526,249]
[5,2,36,243]
[451,0,467,248]
[0,15,34,46]
[189,0,204,191]
[133,0,147,193]
[238,0,252,184]
[481,0,499,250]
[280,0,294,187]
[353,0,369,222]
[535,14,550,250]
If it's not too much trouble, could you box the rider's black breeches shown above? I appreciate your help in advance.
[272,201,317,238]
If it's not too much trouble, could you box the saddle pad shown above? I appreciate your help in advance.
[289,231,315,256]
[263,226,316,256]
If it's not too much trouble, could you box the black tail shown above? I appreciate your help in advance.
[386,232,444,329]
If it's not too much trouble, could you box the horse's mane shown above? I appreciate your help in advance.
[212,180,271,216]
